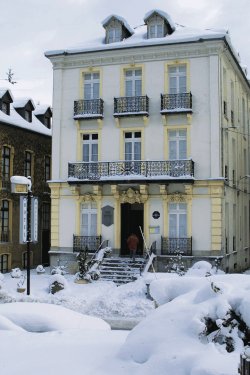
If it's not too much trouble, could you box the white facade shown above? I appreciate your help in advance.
[46,11,250,272]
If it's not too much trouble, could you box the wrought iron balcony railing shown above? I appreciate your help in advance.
[74,99,104,119]
[114,96,149,117]
[161,93,192,113]
[68,159,194,182]
[0,230,9,243]
[73,235,102,253]
[161,237,192,255]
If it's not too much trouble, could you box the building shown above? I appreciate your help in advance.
[45,9,250,273]
[0,87,52,272]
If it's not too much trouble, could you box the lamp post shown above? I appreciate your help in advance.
[10,175,32,295]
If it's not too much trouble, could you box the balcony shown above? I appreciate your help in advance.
[161,93,192,114]
[73,235,102,253]
[161,237,192,255]
[68,159,194,183]
[73,99,104,120]
[114,96,149,117]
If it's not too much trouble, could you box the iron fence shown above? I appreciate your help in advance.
[161,93,192,113]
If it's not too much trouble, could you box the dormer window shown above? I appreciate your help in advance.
[24,109,32,122]
[102,15,134,44]
[144,10,175,39]
[1,102,10,115]
[108,27,122,44]
[0,89,13,116]
[34,105,52,128]
[149,23,164,38]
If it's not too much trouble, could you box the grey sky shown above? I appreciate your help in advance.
[1,0,249,105]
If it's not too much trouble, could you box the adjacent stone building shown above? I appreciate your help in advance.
[45,9,250,272]
[0,88,52,272]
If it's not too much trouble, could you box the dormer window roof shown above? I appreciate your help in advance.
[102,14,134,44]
[13,98,35,123]
[0,89,13,115]
[34,105,52,129]
[144,9,175,39]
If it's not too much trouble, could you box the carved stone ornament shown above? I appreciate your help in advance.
[120,188,147,204]
[169,192,186,203]
[81,193,96,203]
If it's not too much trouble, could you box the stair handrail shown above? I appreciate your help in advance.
[139,226,157,277]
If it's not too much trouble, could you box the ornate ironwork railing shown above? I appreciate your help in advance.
[68,159,194,181]
[161,237,192,255]
[161,93,192,113]
[0,230,9,243]
[114,96,149,117]
[74,99,104,119]
[73,235,102,253]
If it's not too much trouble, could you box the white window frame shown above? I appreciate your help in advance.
[108,27,121,43]
[168,203,187,238]
[168,129,187,160]
[168,65,187,94]
[84,72,100,100]
[149,23,164,38]
[125,69,142,97]
[82,134,98,162]
[124,132,141,161]
[80,202,97,237]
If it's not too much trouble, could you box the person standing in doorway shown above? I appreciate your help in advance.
[127,233,139,262]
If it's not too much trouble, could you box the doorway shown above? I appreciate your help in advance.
[120,203,144,256]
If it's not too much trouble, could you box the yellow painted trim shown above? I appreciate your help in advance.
[164,125,191,159]
[0,253,12,271]
[119,127,145,160]
[79,67,103,99]
[114,200,120,248]
[120,64,145,96]
[164,60,190,93]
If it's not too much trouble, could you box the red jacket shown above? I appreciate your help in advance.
[127,234,139,250]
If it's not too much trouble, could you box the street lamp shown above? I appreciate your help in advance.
[10,175,32,295]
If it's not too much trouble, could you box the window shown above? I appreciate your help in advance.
[149,23,164,38]
[42,203,51,230]
[168,130,187,160]
[107,27,121,43]
[24,151,32,177]
[1,102,10,115]
[2,146,10,181]
[84,73,100,100]
[168,65,187,94]
[44,116,51,129]
[124,132,141,161]
[81,202,97,239]
[0,254,9,273]
[24,109,32,122]
[169,203,187,238]
[45,156,51,181]
[82,134,98,162]
[0,200,9,242]
[125,69,142,97]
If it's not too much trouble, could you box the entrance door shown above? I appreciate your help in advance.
[121,203,144,256]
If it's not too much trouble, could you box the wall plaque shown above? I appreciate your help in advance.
[102,205,114,227]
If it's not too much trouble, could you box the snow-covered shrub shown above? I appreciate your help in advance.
[10,268,22,278]
[49,274,68,294]
[51,264,68,276]
[165,252,186,276]
[36,265,45,274]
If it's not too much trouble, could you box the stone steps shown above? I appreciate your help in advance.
[99,257,146,285]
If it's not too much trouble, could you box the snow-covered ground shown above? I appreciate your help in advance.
[0,263,249,374]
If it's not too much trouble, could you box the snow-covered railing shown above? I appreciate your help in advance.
[161,92,192,113]
[114,95,149,117]
[141,241,157,275]
[161,237,192,255]
[73,235,102,253]
[68,159,194,181]
[74,99,104,119]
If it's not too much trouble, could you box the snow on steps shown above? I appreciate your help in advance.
[99,257,146,285]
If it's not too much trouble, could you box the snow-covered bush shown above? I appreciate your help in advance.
[186,260,224,277]
[165,252,186,276]
[10,268,23,278]
[51,264,68,276]
[36,265,45,274]
[49,274,68,294]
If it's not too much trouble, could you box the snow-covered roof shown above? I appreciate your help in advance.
[45,24,230,58]
[0,88,52,136]
[13,97,35,109]
[102,14,134,35]
[34,104,52,116]
[143,9,176,31]
[0,88,14,101]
